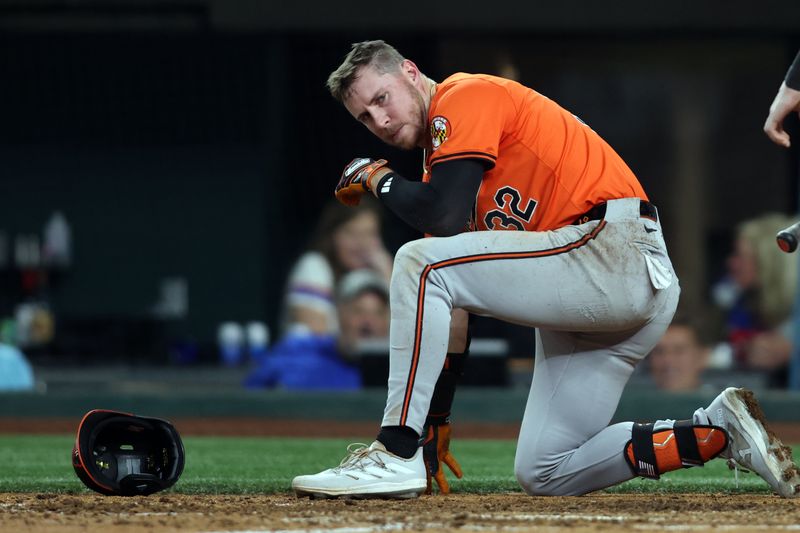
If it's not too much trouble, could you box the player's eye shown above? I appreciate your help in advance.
[377,93,387,104]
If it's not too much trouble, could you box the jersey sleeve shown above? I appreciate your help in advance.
[428,78,513,169]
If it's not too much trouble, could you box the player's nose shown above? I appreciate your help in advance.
[374,109,391,129]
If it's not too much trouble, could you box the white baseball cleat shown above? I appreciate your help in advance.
[292,441,426,499]
[705,387,800,498]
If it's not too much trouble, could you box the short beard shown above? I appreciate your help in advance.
[400,78,428,149]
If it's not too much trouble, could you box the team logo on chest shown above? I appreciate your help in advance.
[430,116,450,151]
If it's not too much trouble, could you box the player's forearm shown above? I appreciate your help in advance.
[374,159,483,237]
[786,50,800,90]
[374,174,468,236]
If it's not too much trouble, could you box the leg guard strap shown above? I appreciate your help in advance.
[673,419,704,467]
[628,423,659,479]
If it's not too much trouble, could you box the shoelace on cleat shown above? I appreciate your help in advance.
[726,458,751,489]
[332,443,389,474]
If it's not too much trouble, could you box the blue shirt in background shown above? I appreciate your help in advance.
[0,343,35,391]
[243,334,361,390]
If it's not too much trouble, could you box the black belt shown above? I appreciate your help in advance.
[573,200,658,225]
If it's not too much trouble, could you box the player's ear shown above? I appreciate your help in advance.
[400,59,420,83]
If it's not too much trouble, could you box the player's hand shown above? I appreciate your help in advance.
[335,158,390,206]
[764,82,800,148]
[422,422,463,494]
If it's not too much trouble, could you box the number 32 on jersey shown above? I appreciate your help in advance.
[483,186,538,230]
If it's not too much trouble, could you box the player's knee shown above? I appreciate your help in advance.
[515,466,565,496]
[514,464,541,495]
[391,240,442,288]
[514,456,567,496]
[392,240,428,273]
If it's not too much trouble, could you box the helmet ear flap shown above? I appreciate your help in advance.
[72,409,185,496]
[72,443,115,495]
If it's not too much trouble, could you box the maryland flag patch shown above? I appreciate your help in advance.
[431,116,450,151]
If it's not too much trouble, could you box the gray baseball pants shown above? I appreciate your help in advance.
[381,197,682,495]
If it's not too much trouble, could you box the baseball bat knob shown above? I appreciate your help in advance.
[777,232,798,253]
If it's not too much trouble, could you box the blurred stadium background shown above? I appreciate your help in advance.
[1,0,800,432]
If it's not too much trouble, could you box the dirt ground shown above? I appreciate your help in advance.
[2,492,800,532]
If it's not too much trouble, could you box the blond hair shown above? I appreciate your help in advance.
[326,40,406,103]
[737,213,799,327]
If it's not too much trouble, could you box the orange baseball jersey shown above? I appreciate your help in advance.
[423,73,647,232]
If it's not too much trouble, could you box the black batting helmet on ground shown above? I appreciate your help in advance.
[72,409,185,496]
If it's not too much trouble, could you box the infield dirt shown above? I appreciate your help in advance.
[2,492,799,532]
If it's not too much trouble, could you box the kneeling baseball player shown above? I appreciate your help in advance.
[292,40,800,498]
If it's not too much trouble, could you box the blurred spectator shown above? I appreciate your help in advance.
[648,318,710,392]
[711,213,798,387]
[0,343,35,391]
[334,270,391,357]
[282,198,392,336]
[245,269,390,390]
